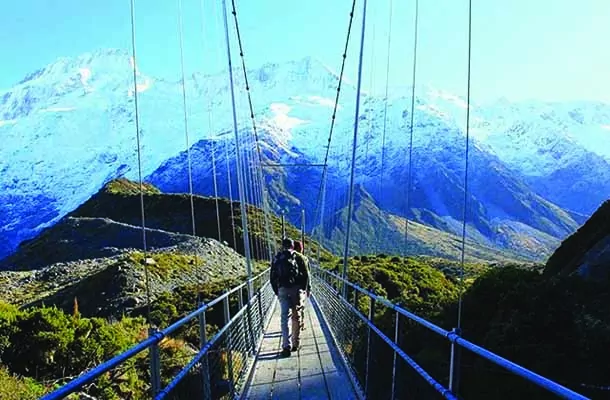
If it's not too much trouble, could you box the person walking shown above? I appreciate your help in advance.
[293,240,310,331]
[270,238,310,356]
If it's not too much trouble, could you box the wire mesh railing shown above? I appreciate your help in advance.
[41,268,275,400]
[311,264,590,400]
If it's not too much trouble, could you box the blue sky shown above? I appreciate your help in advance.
[1,0,609,103]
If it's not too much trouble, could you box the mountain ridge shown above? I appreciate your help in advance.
[2,49,608,260]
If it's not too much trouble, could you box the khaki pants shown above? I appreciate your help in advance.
[278,286,305,349]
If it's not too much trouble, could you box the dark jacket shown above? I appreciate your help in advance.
[270,249,310,295]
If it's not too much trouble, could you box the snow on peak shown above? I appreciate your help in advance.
[248,56,349,97]
[269,103,306,131]
[17,48,133,86]
[0,48,148,120]
[79,68,91,86]
[39,107,76,113]
[426,87,469,109]
[289,95,339,109]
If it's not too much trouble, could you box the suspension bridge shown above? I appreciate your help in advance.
[36,0,591,398]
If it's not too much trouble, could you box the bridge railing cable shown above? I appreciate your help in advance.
[41,269,274,400]
[311,265,589,400]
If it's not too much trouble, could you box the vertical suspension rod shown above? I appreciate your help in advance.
[128,0,152,318]
[342,0,368,295]
[404,0,419,255]
[177,0,197,237]
[221,0,253,285]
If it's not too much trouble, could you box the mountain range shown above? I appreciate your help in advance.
[1,48,609,262]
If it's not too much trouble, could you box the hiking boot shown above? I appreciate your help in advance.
[281,347,291,357]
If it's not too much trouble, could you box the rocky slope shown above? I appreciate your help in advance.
[545,199,610,280]
[0,237,249,317]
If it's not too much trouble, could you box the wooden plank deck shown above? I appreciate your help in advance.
[243,296,359,400]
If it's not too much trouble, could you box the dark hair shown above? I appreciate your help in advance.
[282,238,294,249]
[294,241,303,252]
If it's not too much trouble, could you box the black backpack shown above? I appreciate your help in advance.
[273,250,300,287]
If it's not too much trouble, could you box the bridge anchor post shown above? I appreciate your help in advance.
[148,327,161,397]
[223,292,235,398]
[449,327,462,395]
[391,309,401,399]
[198,307,211,400]
[240,287,256,356]
[364,293,376,397]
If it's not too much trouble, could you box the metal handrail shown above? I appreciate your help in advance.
[312,265,589,400]
[41,268,271,400]
[156,279,273,399]
[314,274,456,399]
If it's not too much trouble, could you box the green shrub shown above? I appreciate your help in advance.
[0,366,46,399]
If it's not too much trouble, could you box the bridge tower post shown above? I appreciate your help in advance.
[391,310,401,398]
[449,327,462,395]
[223,292,235,397]
[148,327,161,397]
[198,307,212,399]
[364,293,376,397]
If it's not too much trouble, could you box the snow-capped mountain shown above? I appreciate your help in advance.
[470,101,610,215]
[1,48,608,261]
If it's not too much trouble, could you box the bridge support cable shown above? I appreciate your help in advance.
[225,140,238,249]
[341,0,368,296]
[230,0,276,262]
[258,163,276,260]
[312,0,357,261]
[205,0,238,251]
[246,140,262,259]
[249,137,269,260]
[457,0,473,330]
[210,125,223,242]
[404,0,419,256]
[244,137,260,258]
[378,0,393,253]
[199,0,223,246]
[251,146,267,260]
[222,0,254,293]
[451,0,473,394]
[177,0,197,238]
[359,4,377,253]
[316,176,327,260]
[251,139,275,260]
[239,113,259,258]
[127,0,154,325]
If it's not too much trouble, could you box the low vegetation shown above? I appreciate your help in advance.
[1,180,605,399]
[318,255,609,399]
[0,274,245,399]
[128,251,202,280]
[103,178,161,196]
[1,252,608,399]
